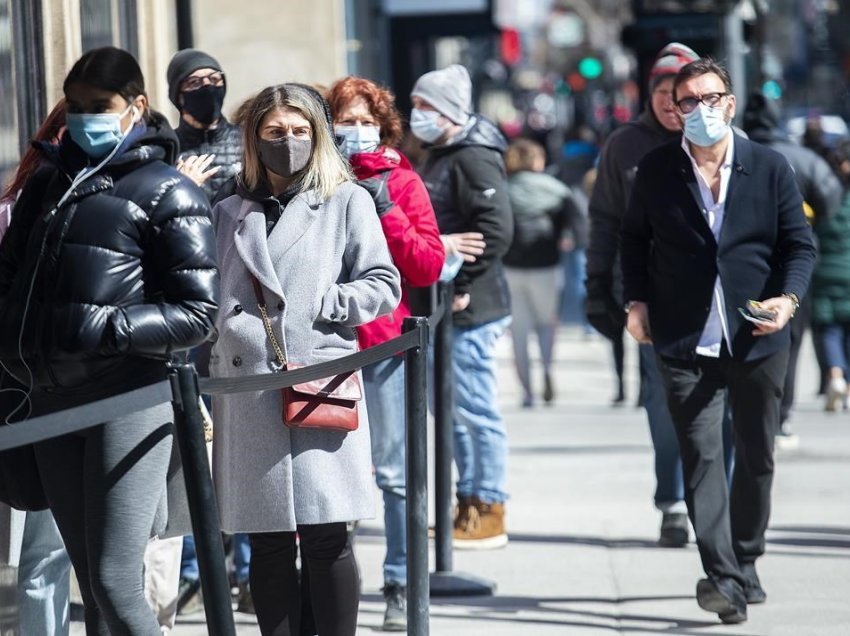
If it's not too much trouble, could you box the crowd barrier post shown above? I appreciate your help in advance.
[170,364,236,636]
[429,282,496,597]
[403,316,430,636]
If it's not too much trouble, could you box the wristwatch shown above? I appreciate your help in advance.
[781,292,800,317]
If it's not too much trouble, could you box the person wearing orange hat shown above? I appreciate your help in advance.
[586,42,733,548]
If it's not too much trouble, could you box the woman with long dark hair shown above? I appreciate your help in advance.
[0,47,218,633]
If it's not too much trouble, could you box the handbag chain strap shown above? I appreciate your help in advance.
[250,276,287,370]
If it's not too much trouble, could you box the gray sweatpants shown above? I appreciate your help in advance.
[35,402,174,636]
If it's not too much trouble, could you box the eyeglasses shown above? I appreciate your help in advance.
[181,71,225,92]
[676,92,728,114]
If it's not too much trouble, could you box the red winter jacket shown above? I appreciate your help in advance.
[351,148,445,349]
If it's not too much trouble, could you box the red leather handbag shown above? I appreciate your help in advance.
[251,277,361,433]
[283,364,361,432]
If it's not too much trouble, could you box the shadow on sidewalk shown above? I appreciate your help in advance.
[360,591,757,635]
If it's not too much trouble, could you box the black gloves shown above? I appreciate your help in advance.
[357,172,394,217]
[584,277,625,342]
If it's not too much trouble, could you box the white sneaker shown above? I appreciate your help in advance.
[826,377,847,412]
[775,422,800,451]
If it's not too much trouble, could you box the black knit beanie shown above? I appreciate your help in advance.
[167,48,224,107]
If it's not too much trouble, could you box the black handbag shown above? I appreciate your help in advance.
[0,373,49,511]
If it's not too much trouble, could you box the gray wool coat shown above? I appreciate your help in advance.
[209,181,401,532]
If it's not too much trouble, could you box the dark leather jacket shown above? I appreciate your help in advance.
[0,113,219,401]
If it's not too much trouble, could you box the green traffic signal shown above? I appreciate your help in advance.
[578,56,603,79]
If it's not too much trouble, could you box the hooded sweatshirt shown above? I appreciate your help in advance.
[504,170,581,269]
[420,115,513,326]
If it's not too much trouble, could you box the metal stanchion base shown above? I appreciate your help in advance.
[429,571,496,597]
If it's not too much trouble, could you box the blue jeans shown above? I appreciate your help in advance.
[18,510,71,636]
[639,343,687,513]
[641,344,735,513]
[816,323,850,373]
[182,533,250,584]
[363,356,406,586]
[560,248,591,329]
[453,317,511,504]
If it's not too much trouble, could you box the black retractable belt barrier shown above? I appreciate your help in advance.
[429,281,496,597]
[170,365,236,636]
[403,317,430,636]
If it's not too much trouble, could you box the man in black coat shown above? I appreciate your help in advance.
[621,59,816,624]
[167,49,243,201]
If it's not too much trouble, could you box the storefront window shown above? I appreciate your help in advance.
[0,0,17,186]
[80,0,138,55]
[80,0,114,51]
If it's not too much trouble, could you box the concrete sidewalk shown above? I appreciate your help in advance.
[173,327,850,635]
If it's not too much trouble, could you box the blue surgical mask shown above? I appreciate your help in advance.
[410,108,447,144]
[335,124,381,158]
[683,104,730,147]
[66,101,137,158]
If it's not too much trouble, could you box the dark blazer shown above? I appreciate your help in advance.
[620,133,816,362]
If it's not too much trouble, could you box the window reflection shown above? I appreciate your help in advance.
[0,0,17,185]
[80,0,114,51]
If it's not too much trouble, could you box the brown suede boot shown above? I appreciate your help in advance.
[453,494,474,532]
[453,498,508,549]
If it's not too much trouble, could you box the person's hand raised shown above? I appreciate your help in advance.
[176,154,220,187]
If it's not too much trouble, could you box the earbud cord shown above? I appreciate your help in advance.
[1,107,137,425]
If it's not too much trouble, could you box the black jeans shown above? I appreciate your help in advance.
[657,348,788,587]
[249,522,359,636]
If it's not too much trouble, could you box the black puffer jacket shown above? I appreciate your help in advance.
[0,113,219,402]
[420,116,513,327]
[176,118,243,201]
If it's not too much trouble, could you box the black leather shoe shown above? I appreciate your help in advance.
[696,577,747,624]
[740,563,767,604]
[658,512,689,547]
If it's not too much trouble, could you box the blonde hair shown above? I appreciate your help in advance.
[505,138,545,175]
[241,83,352,200]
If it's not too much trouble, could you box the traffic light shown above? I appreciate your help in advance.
[578,56,603,79]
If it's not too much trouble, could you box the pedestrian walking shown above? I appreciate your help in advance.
[742,91,843,435]
[410,64,513,549]
[585,42,701,547]
[620,57,816,623]
[808,140,850,412]
[503,137,581,407]
[0,46,219,634]
[209,82,400,636]
[327,75,444,631]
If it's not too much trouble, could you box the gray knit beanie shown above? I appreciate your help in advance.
[410,64,472,125]
[167,48,224,107]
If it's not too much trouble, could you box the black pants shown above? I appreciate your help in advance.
[657,348,788,587]
[249,522,359,636]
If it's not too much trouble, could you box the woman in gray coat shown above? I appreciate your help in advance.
[210,83,400,636]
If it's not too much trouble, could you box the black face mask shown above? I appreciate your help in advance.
[257,137,313,178]
[180,85,225,125]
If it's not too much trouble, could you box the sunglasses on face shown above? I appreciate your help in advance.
[181,71,225,92]
[676,92,728,114]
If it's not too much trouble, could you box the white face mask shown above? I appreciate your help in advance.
[335,124,381,158]
[410,108,447,144]
[683,104,730,147]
